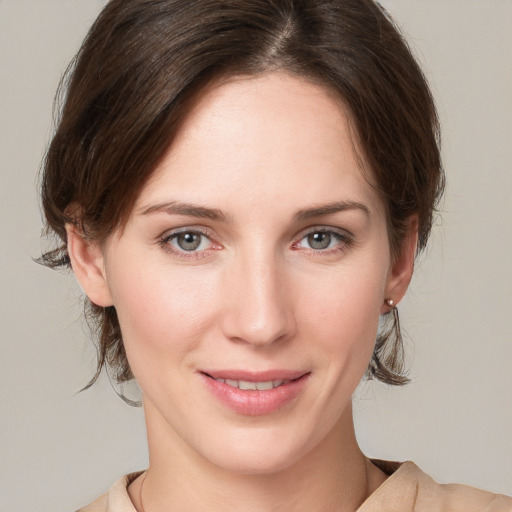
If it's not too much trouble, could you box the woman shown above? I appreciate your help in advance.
[38,0,511,510]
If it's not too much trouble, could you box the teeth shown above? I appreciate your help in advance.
[239,380,257,390]
[215,378,288,390]
[256,381,274,390]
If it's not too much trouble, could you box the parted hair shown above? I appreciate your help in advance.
[40,0,443,395]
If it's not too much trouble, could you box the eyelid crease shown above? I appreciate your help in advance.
[159,226,216,244]
[295,225,354,241]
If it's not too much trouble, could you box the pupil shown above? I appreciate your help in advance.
[178,232,201,251]
[308,232,331,250]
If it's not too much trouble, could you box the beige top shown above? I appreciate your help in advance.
[77,460,512,512]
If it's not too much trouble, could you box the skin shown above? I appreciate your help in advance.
[67,73,417,512]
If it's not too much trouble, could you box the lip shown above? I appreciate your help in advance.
[201,369,307,382]
[199,369,310,416]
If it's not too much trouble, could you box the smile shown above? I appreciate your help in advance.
[213,378,289,390]
[200,370,310,416]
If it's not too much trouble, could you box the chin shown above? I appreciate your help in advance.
[197,425,314,476]
[211,450,302,476]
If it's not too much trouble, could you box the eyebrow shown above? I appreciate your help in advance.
[293,200,371,221]
[139,199,370,223]
[139,201,229,222]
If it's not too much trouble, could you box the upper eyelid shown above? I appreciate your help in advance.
[161,226,214,239]
[295,225,353,239]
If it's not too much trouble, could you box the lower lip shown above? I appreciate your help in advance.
[201,373,310,416]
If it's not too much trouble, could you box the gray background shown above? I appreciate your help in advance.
[1,1,511,510]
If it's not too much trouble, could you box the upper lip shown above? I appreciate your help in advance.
[200,369,309,382]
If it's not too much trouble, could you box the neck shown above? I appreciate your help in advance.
[129,400,386,512]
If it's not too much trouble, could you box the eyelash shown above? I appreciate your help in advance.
[158,226,354,259]
[291,228,354,255]
[159,228,218,260]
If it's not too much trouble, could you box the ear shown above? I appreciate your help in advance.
[382,216,418,314]
[66,223,113,307]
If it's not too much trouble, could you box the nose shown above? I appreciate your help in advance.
[220,249,296,347]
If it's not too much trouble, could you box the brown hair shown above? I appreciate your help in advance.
[40,0,443,395]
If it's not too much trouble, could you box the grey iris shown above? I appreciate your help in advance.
[177,232,202,251]
[308,232,331,250]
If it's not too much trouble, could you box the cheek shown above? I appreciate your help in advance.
[107,259,220,364]
[297,263,387,371]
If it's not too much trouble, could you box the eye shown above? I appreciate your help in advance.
[294,229,351,252]
[161,230,214,253]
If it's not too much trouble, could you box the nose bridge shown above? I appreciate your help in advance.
[222,244,294,346]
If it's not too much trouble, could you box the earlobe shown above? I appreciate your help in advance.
[66,224,113,307]
[382,216,418,314]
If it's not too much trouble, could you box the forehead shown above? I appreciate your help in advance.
[136,73,382,219]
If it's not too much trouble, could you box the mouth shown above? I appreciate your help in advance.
[201,369,307,388]
[199,370,310,415]
[207,377,290,391]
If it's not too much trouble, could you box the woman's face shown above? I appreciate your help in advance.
[76,73,414,473]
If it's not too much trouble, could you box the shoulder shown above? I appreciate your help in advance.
[76,472,143,512]
[77,492,108,512]
[410,462,512,512]
[359,460,512,512]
